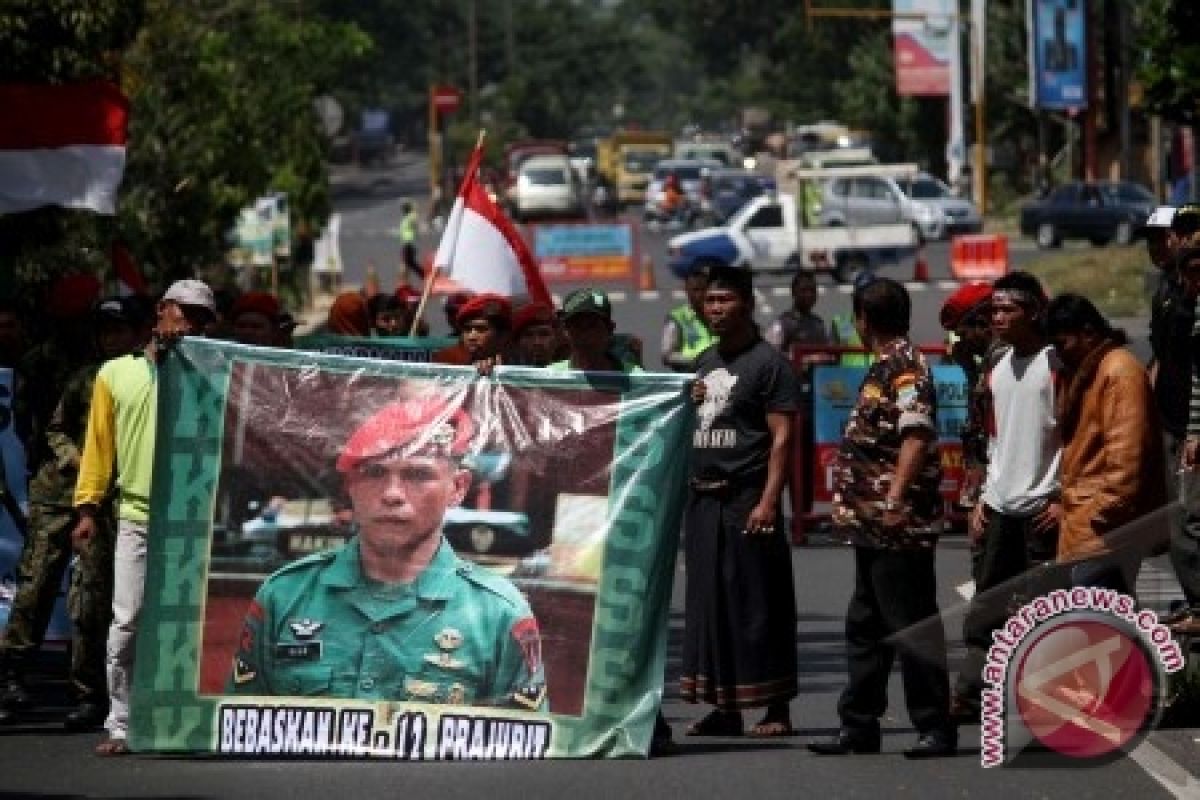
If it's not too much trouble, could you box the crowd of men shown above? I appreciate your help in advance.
[1,206,1198,759]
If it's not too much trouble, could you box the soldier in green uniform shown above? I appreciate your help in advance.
[0,296,145,728]
[227,396,547,710]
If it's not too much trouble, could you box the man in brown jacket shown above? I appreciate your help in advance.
[1045,293,1167,593]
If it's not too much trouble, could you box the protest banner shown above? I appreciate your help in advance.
[810,364,967,503]
[0,368,27,630]
[129,339,692,758]
[294,334,456,364]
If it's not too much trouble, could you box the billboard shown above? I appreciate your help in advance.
[129,339,692,758]
[893,0,954,97]
[1029,0,1087,111]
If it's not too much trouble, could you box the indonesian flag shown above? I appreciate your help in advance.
[0,82,130,215]
[431,143,551,305]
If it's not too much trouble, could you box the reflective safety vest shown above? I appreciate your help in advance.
[669,305,717,362]
[399,211,417,244]
[831,314,870,366]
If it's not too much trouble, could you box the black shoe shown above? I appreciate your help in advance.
[64,702,108,732]
[806,729,881,755]
[0,678,32,710]
[949,694,980,724]
[903,729,957,759]
[650,714,676,757]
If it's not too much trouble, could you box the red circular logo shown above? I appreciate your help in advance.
[1014,618,1156,760]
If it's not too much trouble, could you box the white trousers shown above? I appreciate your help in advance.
[105,519,147,739]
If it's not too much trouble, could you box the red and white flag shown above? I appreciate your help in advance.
[0,82,130,215]
[431,143,551,305]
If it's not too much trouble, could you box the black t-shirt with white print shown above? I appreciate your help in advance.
[690,336,798,483]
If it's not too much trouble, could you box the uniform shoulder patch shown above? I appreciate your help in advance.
[456,561,526,608]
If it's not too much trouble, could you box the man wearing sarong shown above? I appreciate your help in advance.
[680,265,799,738]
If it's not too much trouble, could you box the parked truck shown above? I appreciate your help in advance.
[668,164,919,284]
[596,130,673,207]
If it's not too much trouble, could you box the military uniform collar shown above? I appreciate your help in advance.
[324,535,461,600]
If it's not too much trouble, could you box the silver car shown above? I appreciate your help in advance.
[821,172,982,241]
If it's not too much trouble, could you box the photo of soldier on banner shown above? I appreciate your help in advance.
[128,339,691,759]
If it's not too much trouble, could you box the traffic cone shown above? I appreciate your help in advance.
[639,254,657,291]
[912,246,930,283]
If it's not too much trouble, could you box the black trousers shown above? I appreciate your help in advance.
[837,546,951,736]
[402,242,424,279]
[955,507,1052,701]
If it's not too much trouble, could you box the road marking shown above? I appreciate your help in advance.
[1129,738,1200,800]
[551,294,562,305]
[772,287,791,297]
[671,289,686,301]
[639,290,660,301]
[609,291,628,302]
[937,280,961,290]
[957,581,975,600]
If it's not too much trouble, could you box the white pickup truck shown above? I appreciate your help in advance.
[668,165,919,284]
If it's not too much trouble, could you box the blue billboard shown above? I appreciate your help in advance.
[1030,0,1087,111]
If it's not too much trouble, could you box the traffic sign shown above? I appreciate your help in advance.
[431,85,463,115]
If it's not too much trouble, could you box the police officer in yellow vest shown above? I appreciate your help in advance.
[662,270,718,371]
[227,397,547,710]
[398,202,424,282]
[830,272,877,367]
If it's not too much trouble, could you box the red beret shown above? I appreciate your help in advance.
[231,291,280,322]
[939,283,993,331]
[455,293,511,327]
[336,397,474,473]
[394,286,421,306]
[47,273,102,319]
[512,302,555,336]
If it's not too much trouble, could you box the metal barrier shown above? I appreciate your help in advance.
[788,344,965,546]
[951,234,1009,281]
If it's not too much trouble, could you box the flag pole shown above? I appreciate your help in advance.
[410,129,487,336]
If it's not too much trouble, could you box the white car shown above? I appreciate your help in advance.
[512,155,584,221]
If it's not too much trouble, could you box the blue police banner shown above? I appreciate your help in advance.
[130,339,692,758]
[530,223,635,283]
[1029,0,1087,111]
[0,368,29,630]
[810,364,967,502]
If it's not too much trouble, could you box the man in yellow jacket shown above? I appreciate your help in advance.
[72,280,216,756]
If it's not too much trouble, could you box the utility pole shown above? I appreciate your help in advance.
[971,0,987,213]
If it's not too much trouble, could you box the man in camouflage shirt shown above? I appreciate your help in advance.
[809,278,955,759]
[0,297,146,728]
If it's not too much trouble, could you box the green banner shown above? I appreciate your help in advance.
[129,338,692,758]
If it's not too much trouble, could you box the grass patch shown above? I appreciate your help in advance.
[1022,244,1152,317]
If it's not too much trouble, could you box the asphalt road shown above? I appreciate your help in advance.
[2,542,1197,798]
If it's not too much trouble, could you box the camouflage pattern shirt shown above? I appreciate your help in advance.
[30,363,101,508]
[832,337,943,550]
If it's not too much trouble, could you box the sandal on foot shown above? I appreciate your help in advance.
[686,710,743,737]
[749,719,796,738]
[95,738,130,757]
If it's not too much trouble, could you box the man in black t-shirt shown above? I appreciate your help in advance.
[680,265,799,739]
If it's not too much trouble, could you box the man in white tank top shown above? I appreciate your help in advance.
[952,272,1062,720]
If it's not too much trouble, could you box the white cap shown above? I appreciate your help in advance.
[162,279,216,315]
[1146,206,1176,228]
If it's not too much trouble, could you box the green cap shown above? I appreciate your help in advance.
[560,288,612,320]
